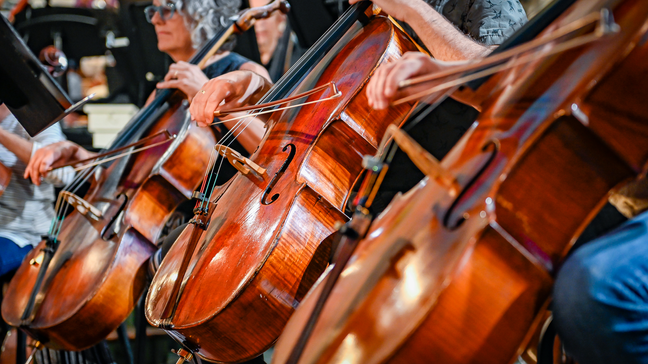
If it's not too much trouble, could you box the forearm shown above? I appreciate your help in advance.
[404,0,491,61]
[0,128,34,164]
[221,116,266,154]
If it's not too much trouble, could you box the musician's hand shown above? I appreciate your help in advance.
[366,52,462,110]
[157,61,210,102]
[24,141,92,186]
[189,70,272,127]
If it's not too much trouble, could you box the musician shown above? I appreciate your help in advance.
[25,0,270,184]
[0,104,73,278]
[249,0,288,66]
[190,0,526,212]
[552,185,648,363]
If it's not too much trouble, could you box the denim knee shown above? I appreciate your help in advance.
[553,216,648,364]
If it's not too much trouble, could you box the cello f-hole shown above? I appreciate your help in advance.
[442,139,500,230]
[101,194,129,240]
[261,143,296,205]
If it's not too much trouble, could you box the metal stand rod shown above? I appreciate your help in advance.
[117,323,134,364]
[134,288,148,364]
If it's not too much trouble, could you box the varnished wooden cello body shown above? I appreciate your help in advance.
[145,4,423,363]
[1,2,290,351]
[270,0,648,363]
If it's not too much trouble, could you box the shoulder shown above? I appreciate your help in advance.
[239,62,271,81]
[224,52,253,67]
[203,52,271,81]
[203,52,253,78]
[465,0,528,45]
[33,122,66,144]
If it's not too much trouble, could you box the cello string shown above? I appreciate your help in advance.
[194,81,340,209]
[67,138,176,172]
[48,165,96,236]
[45,23,232,239]
[42,5,254,242]
[392,29,607,106]
[50,128,174,236]
[203,82,339,202]
[201,116,253,204]
[207,87,342,124]
[397,9,607,90]
[50,168,97,239]
[195,146,219,212]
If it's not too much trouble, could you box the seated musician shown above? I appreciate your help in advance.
[190,0,527,213]
[552,182,648,364]
[0,104,73,279]
[25,0,269,185]
[249,0,302,81]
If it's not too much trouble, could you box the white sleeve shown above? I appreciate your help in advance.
[31,123,76,187]
[32,122,67,146]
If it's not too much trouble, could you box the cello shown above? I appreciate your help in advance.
[269,0,648,363]
[145,3,424,363]
[1,1,289,351]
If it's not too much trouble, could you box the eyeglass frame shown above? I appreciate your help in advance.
[144,2,177,23]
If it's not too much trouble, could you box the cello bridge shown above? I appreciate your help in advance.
[59,191,103,221]
[214,144,266,178]
[171,348,193,364]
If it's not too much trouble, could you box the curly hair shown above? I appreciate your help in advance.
[166,0,241,49]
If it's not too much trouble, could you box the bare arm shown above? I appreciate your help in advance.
[398,0,492,61]
[350,0,491,61]
[0,128,34,165]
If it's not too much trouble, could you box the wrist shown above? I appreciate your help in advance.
[250,74,272,104]
[67,143,86,161]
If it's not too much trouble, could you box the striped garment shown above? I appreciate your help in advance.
[0,113,74,248]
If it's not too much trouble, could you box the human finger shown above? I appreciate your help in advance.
[164,64,180,82]
[190,81,227,126]
[372,62,397,110]
[189,85,211,125]
[200,83,234,126]
[24,151,41,184]
[38,153,57,178]
[25,150,49,185]
[157,79,181,89]
[384,59,421,98]
[367,63,389,108]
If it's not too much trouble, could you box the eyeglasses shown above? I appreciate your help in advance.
[144,3,176,23]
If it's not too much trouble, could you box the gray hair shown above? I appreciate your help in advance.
[170,0,241,49]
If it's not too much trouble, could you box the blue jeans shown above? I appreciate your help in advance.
[554,210,648,364]
[0,237,33,277]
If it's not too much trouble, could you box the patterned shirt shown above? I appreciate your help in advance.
[425,0,528,45]
[0,113,73,247]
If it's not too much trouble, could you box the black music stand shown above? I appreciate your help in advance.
[0,15,91,136]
